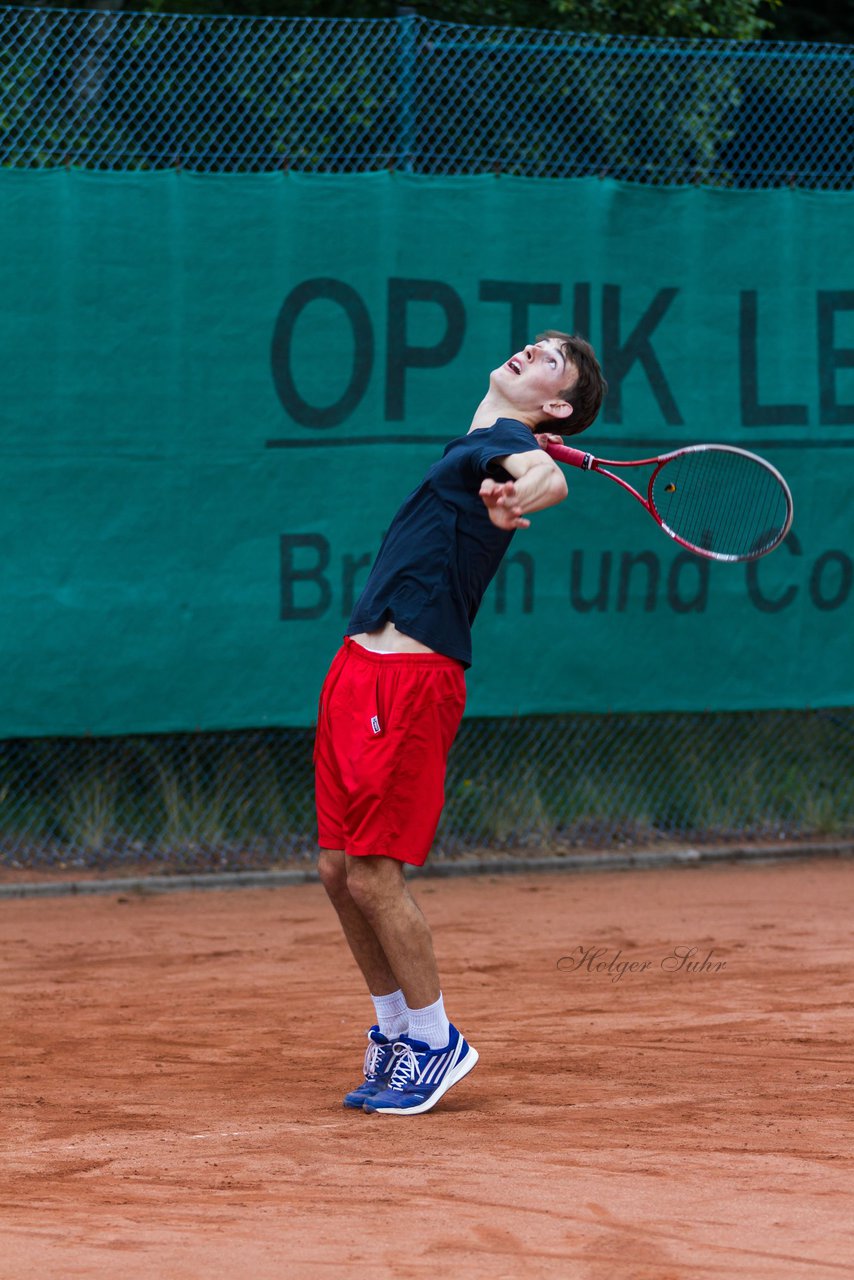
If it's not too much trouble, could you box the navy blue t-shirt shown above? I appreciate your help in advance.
[347,418,541,667]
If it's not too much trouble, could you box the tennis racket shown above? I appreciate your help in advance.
[545,441,793,563]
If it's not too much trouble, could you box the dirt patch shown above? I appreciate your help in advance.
[2,858,852,1278]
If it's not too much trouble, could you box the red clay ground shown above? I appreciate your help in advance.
[2,856,853,1279]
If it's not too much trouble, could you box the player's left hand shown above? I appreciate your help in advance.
[535,432,564,450]
[479,478,531,530]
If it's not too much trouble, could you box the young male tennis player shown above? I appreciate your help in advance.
[315,332,606,1115]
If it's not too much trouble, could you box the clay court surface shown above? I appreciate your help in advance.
[2,856,853,1279]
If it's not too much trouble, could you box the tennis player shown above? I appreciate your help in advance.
[315,332,606,1114]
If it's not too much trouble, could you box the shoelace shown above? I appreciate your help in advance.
[363,1039,387,1080]
[386,1042,421,1091]
[364,1037,402,1080]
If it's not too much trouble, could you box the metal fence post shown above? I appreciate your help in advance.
[396,5,417,172]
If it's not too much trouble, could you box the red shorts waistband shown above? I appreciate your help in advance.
[342,635,463,669]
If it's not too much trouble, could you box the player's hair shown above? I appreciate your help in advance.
[536,330,607,436]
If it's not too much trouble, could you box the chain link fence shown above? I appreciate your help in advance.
[1,7,851,185]
[2,8,852,873]
[2,710,853,873]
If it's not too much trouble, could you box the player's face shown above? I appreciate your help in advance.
[491,338,577,411]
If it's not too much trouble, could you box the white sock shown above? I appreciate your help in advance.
[371,989,409,1040]
[408,992,451,1050]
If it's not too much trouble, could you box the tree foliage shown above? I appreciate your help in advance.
[12,0,853,45]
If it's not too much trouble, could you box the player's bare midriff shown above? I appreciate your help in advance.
[350,620,436,655]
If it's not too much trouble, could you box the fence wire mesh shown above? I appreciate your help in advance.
[2,710,853,873]
[0,7,851,186]
[1,8,852,873]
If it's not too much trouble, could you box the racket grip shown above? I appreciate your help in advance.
[545,442,589,469]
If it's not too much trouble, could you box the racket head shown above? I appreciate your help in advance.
[648,445,794,562]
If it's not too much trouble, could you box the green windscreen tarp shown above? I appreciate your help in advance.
[1,170,851,735]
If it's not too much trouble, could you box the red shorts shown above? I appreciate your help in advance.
[314,637,466,866]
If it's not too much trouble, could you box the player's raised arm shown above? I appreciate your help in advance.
[479,447,568,531]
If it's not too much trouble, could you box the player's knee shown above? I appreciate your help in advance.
[345,855,403,916]
[317,849,348,902]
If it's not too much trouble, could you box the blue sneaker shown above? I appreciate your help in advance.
[343,1027,399,1110]
[363,1025,478,1115]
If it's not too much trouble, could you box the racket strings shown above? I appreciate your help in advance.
[651,448,791,561]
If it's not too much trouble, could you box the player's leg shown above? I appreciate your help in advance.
[316,848,407,1108]
[317,848,399,995]
[343,854,440,1009]
[314,646,408,1106]
[343,655,476,1115]
[315,639,445,1007]
[344,853,477,1116]
[317,643,476,1113]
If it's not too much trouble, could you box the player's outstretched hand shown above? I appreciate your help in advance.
[479,478,531,530]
